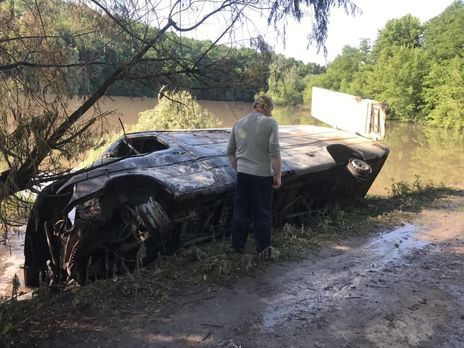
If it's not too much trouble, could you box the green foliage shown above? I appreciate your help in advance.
[268,65,303,106]
[276,224,318,255]
[0,0,274,101]
[266,54,323,106]
[387,177,447,211]
[365,46,429,121]
[80,132,122,168]
[303,46,366,104]
[372,15,423,60]
[133,91,220,131]
[423,0,464,61]
[389,176,425,197]
[271,105,314,125]
[423,58,464,128]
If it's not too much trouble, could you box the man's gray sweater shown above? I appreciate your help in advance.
[227,111,280,177]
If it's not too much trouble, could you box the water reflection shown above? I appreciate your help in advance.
[369,122,464,195]
[271,106,322,126]
[69,97,323,129]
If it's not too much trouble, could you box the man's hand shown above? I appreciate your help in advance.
[228,155,237,171]
[271,157,282,189]
[273,175,281,189]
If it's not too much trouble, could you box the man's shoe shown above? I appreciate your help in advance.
[227,245,244,255]
[257,246,280,261]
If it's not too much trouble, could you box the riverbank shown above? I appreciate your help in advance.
[1,182,462,347]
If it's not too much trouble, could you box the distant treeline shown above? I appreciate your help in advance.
[3,0,322,102]
[83,34,325,104]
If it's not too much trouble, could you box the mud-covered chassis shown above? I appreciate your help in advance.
[24,178,236,286]
[24,127,388,287]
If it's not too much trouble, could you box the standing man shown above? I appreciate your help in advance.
[227,95,281,257]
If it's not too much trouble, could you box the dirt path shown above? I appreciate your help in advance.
[41,195,464,347]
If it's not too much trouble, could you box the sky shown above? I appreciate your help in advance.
[269,0,456,64]
[181,0,455,66]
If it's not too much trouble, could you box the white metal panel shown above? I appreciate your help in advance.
[311,87,386,140]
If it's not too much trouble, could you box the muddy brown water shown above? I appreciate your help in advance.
[1,97,463,298]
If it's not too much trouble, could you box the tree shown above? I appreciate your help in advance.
[365,16,427,121]
[423,0,464,61]
[303,45,365,104]
[266,54,320,106]
[0,0,358,226]
[135,90,219,130]
[364,46,428,121]
[371,15,423,61]
[301,3,464,128]
[423,57,464,128]
[421,1,464,128]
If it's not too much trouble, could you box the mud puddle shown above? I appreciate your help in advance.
[367,223,431,266]
[261,223,433,330]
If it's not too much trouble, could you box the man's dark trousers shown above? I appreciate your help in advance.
[231,172,273,253]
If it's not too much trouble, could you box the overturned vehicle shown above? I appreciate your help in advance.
[24,89,390,287]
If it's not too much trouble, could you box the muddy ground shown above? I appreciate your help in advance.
[0,227,26,301]
[27,194,463,348]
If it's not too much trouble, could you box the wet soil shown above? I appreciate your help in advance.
[0,228,26,300]
[35,194,464,348]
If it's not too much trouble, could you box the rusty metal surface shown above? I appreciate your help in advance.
[24,125,389,287]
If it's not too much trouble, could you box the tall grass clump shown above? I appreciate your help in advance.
[387,176,451,211]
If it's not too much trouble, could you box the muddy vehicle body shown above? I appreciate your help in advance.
[24,125,389,286]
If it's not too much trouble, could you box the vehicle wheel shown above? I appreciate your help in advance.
[136,197,172,254]
[347,158,372,181]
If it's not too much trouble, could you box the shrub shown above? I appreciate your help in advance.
[132,90,220,131]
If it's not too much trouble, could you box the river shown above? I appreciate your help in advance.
[1,96,463,298]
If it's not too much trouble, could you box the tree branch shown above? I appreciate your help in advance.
[169,0,236,32]
[0,60,109,72]
[0,28,107,44]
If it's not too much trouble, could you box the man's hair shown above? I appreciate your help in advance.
[253,95,274,111]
